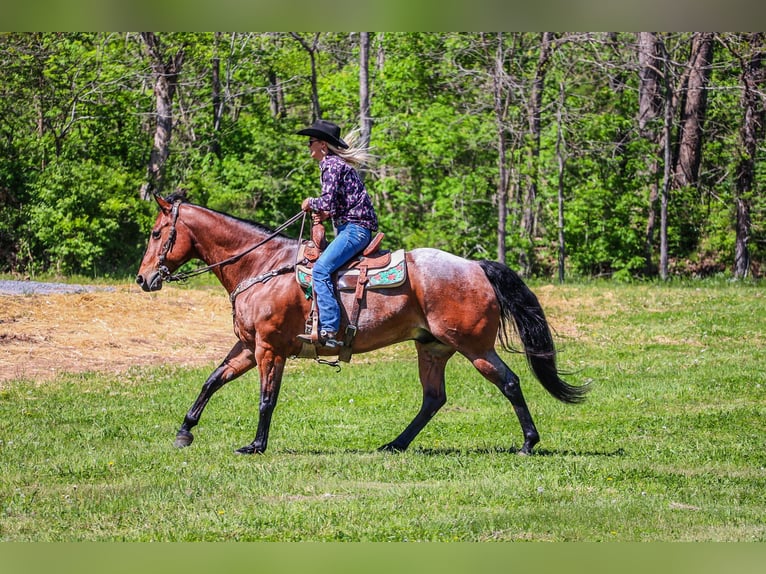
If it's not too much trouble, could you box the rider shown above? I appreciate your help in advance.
[296,119,378,348]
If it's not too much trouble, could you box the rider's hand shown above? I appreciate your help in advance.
[301,198,312,212]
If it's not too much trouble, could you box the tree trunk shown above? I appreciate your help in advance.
[266,69,286,118]
[519,32,554,276]
[210,32,223,158]
[376,33,385,70]
[637,32,665,275]
[637,33,665,136]
[660,39,674,281]
[556,81,567,283]
[644,170,660,276]
[140,32,184,200]
[673,32,714,189]
[735,198,752,277]
[291,33,322,121]
[492,33,510,265]
[359,32,372,183]
[733,33,765,278]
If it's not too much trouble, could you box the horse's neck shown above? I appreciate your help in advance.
[187,207,294,290]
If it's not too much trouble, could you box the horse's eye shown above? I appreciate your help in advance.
[152,230,161,239]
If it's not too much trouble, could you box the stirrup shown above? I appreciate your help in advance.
[296,330,343,348]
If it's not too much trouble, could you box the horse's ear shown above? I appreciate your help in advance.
[155,194,172,214]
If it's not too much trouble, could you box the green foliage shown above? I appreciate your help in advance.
[27,160,150,276]
[0,32,763,279]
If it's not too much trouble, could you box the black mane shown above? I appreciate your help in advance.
[163,190,190,204]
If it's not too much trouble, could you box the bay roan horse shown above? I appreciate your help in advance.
[136,194,588,455]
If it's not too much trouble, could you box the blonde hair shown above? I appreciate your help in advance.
[326,128,375,169]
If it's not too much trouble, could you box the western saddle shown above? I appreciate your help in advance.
[295,220,407,362]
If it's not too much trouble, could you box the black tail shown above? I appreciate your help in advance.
[479,260,589,404]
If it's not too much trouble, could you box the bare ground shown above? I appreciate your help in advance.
[0,280,584,387]
[0,282,233,386]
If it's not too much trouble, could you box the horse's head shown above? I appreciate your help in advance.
[136,194,196,292]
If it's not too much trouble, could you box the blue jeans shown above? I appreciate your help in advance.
[312,223,372,333]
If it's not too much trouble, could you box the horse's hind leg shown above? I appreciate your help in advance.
[175,341,256,448]
[379,341,454,452]
[471,350,540,455]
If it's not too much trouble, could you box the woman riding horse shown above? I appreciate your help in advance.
[136,193,589,455]
[296,119,378,349]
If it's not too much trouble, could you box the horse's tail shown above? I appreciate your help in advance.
[478,260,589,404]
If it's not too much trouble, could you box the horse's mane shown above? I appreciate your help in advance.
[162,191,295,240]
[164,190,191,204]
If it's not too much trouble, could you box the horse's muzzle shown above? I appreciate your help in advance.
[136,271,163,292]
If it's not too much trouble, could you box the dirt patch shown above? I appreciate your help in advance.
[0,280,584,386]
[0,283,233,386]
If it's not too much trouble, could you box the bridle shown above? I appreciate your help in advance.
[156,198,307,283]
[156,199,182,281]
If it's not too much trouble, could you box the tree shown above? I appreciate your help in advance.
[659,37,674,280]
[673,33,714,190]
[209,32,224,158]
[491,32,512,265]
[728,33,766,278]
[291,33,322,121]
[637,32,666,275]
[139,32,185,199]
[638,32,715,279]
[519,32,555,276]
[555,79,567,283]
[434,32,520,264]
[359,32,372,182]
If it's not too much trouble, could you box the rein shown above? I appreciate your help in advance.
[158,201,306,284]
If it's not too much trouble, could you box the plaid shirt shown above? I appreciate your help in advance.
[308,154,378,231]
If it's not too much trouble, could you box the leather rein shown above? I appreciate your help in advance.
[157,199,307,285]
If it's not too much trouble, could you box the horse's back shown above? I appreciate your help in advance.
[407,248,489,292]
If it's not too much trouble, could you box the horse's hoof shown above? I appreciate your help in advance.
[378,442,406,453]
[235,444,263,455]
[517,434,538,456]
[174,430,194,448]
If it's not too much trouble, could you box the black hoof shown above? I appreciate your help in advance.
[235,444,264,455]
[378,442,406,453]
[174,430,194,448]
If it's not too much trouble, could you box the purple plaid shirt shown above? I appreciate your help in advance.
[308,154,378,231]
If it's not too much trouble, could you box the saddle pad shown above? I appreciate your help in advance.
[296,249,407,291]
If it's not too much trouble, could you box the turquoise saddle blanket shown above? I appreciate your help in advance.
[296,249,407,291]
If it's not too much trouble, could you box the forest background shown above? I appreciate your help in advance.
[0,32,764,281]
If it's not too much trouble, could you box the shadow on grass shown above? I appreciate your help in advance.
[276,446,627,457]
[410,446,626,457]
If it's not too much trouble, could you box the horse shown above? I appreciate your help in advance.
[136,193,588,455]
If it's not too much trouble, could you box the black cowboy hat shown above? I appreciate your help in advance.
[296,119,349,149]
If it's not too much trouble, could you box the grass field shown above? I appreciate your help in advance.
[1,280,764,541]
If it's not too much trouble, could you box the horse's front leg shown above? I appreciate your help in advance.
[236,345,286,455]
[175,341,256,448]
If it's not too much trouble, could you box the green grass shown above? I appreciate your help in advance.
[1,282,765,541]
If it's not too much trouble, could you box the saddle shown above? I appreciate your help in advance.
[296,221,407,362]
